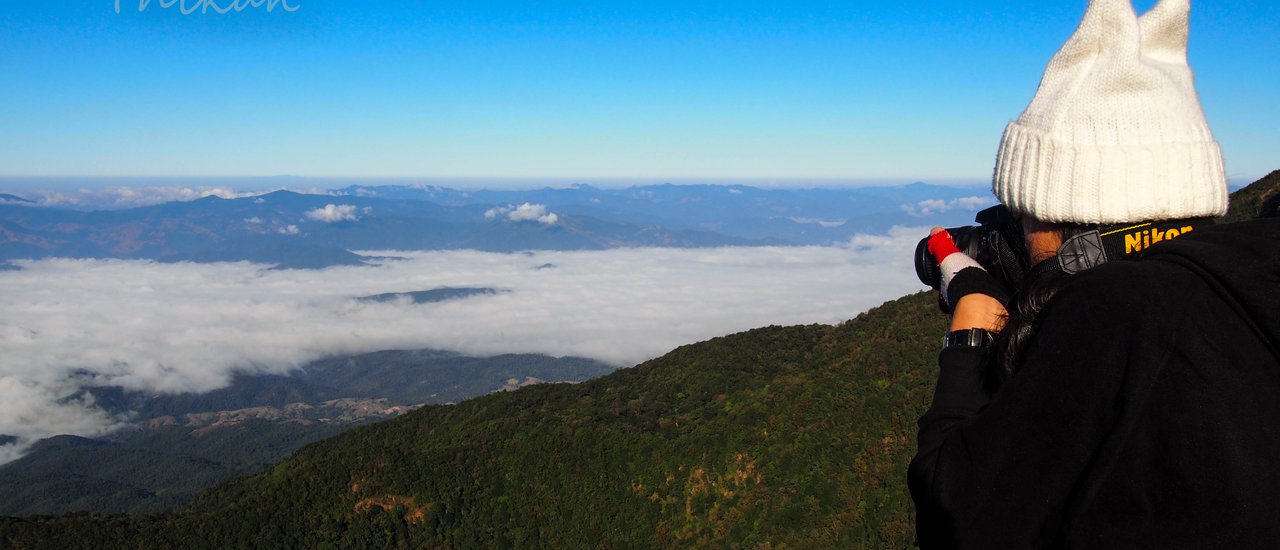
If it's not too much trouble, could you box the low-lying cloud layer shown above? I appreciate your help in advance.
[902,196,992,217]
[0,228,928,462]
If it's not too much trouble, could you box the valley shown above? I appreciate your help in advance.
[0,350,615,516]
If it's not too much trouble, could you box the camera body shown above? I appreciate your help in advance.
[914,205,1030,298]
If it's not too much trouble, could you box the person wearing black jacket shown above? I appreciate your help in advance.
[908,0,1280,548]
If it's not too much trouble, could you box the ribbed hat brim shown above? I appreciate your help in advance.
[993,121,1228,224]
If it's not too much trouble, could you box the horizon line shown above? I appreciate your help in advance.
[0,174,997,190]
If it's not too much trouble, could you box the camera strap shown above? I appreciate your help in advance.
[1056,218,1216,275]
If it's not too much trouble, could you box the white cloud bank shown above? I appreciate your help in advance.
[485,203,559,225]
[789,216,847,229]
[902,196,992,217]
[305,204,362,223]
[0,227,929,462]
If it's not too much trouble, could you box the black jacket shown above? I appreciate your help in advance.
[909,218,1280,549]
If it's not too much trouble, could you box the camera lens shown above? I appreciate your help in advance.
[915,237,941,289]
[915,226,979,290]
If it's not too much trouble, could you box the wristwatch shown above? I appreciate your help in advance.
[943,328,996,350]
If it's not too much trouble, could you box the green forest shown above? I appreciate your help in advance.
[0,351,617,517]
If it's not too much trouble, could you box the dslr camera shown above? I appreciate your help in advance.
[914,205,1030,298]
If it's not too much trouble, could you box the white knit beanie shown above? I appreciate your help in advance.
[993,0,1228,224]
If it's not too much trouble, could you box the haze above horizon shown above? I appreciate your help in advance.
[2,1,1276,184]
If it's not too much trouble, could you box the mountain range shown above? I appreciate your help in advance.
[0,182,991,269]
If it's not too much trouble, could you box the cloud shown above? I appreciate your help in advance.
[508,203,558,224]
[790,216,847,229]
[279,225,301,235]
[0,232,928,463]
[485,203,559,225]
[305,204,362,223]
[902,196,993,217]
[848,225,926,251]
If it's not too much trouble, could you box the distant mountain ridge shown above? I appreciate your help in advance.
[0,194,32,204]
[84,349,616,419]
[329,181,990,244]
[355,287,502,304]
[0,183,992,269]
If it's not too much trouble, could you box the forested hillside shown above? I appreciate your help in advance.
[1221,170,1280,222]
[0,351,616,517]
[0,292,948,549]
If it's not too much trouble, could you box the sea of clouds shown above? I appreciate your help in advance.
[0,228,929,462]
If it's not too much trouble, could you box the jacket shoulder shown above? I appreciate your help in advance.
[1051,254,1198,315]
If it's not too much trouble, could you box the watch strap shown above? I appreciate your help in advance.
[943,328,996,350]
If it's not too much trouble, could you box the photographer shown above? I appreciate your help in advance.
[908,0,1280,548]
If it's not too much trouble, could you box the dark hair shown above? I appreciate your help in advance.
[986,224,1090,393]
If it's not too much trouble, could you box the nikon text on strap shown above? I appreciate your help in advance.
[1056,218,1215,275]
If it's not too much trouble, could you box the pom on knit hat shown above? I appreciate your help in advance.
[993,0,1228,224]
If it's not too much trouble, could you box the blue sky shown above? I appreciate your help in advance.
[1,1,1276,184]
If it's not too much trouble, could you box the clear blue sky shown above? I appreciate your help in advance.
[1,1,1275,184]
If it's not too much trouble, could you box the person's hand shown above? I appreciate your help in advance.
[927,227,1009,332]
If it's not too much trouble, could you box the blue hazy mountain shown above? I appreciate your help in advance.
[356,287,502,304]
[333,181,991,241]
[0,193,33,204]
[0,183,992,268]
